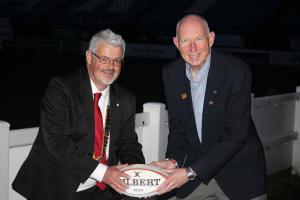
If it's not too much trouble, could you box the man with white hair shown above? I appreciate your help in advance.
[153,14,267,200]
[12,29,145,200]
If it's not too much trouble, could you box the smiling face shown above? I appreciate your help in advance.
[86,41,123,91]
[173,15,215,71]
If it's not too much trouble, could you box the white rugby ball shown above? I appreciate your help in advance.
[121,164,169,198]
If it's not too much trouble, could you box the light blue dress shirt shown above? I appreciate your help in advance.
[185,53,211,142]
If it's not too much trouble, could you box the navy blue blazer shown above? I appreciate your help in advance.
[163,50,267,200]
[12,67,144,200]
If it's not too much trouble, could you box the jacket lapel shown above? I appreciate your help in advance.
[107,84,120,164]
[202,51,224,145]
[178,60,201,146]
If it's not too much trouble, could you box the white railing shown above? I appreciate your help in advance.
[293,87,300,175]
[0,103,169,200]
[1,86,300,200]
[0,121,9,200]
[252,88,300,175]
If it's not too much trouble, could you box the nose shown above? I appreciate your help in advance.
[189,41,197,52]
[107,60,115,69]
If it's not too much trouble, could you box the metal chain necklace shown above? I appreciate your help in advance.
[95,104,110,162]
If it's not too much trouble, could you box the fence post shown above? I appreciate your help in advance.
[0,121,10,200]
[292,86,300,175]
[140,102,168,163]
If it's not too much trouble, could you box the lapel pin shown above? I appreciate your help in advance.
[213,90,218,95]
[209,101,214,105]
[116,103,119,107]
[181,93,188,100]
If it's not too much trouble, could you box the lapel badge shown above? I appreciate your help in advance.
[213,90,218,95]
[116,103,119,107]
[180,93,188,100]
[209,100,214,105]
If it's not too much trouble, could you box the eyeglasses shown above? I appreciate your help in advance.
[90,51,123,66]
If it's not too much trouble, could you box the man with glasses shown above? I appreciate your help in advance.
[12,29,145,200]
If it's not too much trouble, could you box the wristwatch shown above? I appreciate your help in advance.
[186,167,196,180]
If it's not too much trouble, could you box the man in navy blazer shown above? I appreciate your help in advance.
[12,29,144,200]
[154,15,267,200]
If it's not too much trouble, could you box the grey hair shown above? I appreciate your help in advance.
[88,29,126,58]
[176,14,210,37]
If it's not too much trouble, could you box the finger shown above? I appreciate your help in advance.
[151,161,167,168]
[114,178,128,192]
[119,171,131,179]
[109,176,128,193]
[157,185,171,195]
[118,177,129,189]
[110,183,124,194]
[156,182,166,192]
[164,183,176,193]
[148,161,157,166]
[149,161,163,167]
[156,180,171,194]
[116,164,129,170]
[161,168,176,174]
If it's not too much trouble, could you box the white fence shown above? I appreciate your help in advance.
[1,87,300,200]
[252,88,300,175]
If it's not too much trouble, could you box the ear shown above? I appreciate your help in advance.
[208,31,215,47]
[173,36,179,49]
[86,50,92,65]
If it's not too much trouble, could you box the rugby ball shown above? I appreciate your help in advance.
[121,164,169,198]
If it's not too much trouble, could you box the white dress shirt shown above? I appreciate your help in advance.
[77,80,110,192]
[185,53,211,142]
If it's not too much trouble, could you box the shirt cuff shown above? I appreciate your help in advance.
[90,163,108,182]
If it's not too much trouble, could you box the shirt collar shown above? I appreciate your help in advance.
[90,80,110,100]
[186,53,211,83]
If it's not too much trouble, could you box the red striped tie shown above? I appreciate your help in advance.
[93,93,107,190]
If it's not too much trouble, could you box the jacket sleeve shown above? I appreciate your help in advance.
[40,77,98,183]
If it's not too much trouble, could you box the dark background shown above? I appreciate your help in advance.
[0,0,300,129]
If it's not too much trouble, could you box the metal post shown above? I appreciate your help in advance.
[140,102,168,163]
[0,121,10,200]
[292,86,300,175]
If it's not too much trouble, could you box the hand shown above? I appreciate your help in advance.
[102,164,130,193]
[150,160,177,170]
[156,168,188,195]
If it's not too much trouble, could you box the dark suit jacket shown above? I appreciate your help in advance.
[163,50,267,200]
[12,67,145,200]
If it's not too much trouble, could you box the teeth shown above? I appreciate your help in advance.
[189,55,198,60]
[103,70,114,74]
